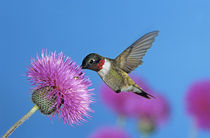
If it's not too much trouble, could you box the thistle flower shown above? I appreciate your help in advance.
[126,91,170,125]
[27,51,93,124]
[90,126,131,138]
[131,92,169,135]
[2,51,94,138]
[186,80,210,130]
[100,76,155,117]
[124,77,170,134]
[100,75,169,134]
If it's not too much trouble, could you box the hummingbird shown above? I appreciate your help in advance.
[81,31,159,99]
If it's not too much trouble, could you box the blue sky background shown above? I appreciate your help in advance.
[0,0,210,138]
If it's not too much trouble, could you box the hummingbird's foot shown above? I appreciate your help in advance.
[115,90,121,93]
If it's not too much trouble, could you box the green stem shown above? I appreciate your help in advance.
[141,133,150,138]
[189,120,197,138]
[116,115,126,128]
[2,105,39,138]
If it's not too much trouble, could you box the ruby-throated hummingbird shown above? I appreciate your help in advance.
[81,31,159,99]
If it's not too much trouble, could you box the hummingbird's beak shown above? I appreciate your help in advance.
[80,64,86,69]
[81,59,88,69]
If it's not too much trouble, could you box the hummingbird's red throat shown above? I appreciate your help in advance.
[97,59,105,70]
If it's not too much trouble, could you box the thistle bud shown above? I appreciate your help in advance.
[32,86,56,115]
[138,118,155,134]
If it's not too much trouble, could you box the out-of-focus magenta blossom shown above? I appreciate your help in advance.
[90,126,130,138]
[100,75,170,125]
[186,80,210,130]
[27,51,94,125]
[126,91,170,125]
[100,76,150,116]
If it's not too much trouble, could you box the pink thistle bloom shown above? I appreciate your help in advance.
[100,75,170,125]
[186,80,210,130]
[100,76,151,117]
[126,92,170,126]
[27,51,94,125]
[90,126,131,138]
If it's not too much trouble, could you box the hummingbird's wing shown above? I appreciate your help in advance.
[115,31,159,73]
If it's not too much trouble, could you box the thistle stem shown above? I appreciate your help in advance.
[189,120,197,138]
[2,105,39,138]
[116,115,126,128]
[141,133,150,138]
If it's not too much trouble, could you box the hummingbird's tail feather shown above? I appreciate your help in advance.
[134,89,155,99]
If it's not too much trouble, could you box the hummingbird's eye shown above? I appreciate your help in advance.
[89,59,94,64]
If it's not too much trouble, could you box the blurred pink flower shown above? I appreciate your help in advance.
[100,76,150,117]
[186,80,210,130]
[100,75,170,126]
[126,91,170,125]
[90,126,130,138]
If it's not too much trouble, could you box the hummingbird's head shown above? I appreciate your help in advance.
[81,53,105,72]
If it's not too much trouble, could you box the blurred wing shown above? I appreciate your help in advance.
[115,31,159,73]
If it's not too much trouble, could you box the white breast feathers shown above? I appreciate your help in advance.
[98,59,111,77]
